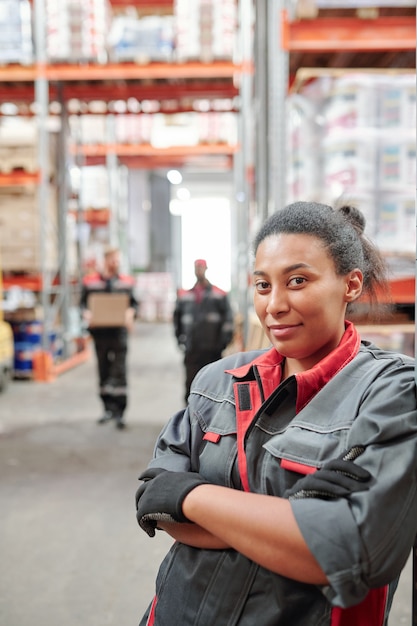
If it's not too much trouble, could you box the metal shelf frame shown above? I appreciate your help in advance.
[1,0,252,372]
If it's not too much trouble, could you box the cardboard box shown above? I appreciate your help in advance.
[87,292,129,327]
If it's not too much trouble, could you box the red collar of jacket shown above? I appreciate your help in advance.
[227,320,361,413]
[83,271,134,286]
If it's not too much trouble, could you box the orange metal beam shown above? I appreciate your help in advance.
[0,61,241,83]
[71,142,238,157]
[0,64,36,81]
[45,61,241,81]
[82,154,234,170]
[283,15,416,52]
[0,172,40,186]
[388,277,415,305]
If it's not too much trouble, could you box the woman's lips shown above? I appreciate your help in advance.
[268,324,300,338]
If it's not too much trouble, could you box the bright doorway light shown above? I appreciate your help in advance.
[180,197,231,292]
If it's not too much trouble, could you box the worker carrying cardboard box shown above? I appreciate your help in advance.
[80,246,139,430]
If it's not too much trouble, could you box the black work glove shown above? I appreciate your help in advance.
[284,446,372,501]
[135,467,209,537]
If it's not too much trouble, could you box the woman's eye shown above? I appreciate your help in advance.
[288,276,306,287]
[255,280,270,292]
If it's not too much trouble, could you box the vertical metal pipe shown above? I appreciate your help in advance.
[254,0,269,223]
[34,0,51,352]
[267,0,288,214]
[234,0,254,342]
[106,115,118,248]
[56,85,70,359]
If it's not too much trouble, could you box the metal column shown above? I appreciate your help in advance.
[234,0,254,340]
[34,0,75,371]
[254,0,289,219]
[253,0,269,224]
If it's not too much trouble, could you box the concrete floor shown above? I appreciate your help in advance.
[0,321,413,625]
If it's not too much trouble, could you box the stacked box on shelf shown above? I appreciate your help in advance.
[0,0,33,65]
[114,114,153,144]
[135,273,176,322]
[204,0,236,62]
[108,14,175,63]
[46,0,111,63]
[198,111,238,145]
[285,91,321,204]
[0,117,57,176]
[375,193,415,253]
[374,75,416,253]
[320,74,379,225]
[377,74,416,130]
[0,118,38,174]
[174,0,237,62]
[287,73,416,255]
[174,0,200,60]
[76,115,108,145]
[71,108,238,147]
[79,166,110,210]
[0,185,59,272]
[322,130,378,236]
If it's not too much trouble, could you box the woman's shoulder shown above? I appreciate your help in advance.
[190,349,269,395]
[358,339,415,366]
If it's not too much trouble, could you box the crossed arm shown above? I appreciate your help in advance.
[159,484,327,584]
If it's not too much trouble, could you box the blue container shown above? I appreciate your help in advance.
[26,321,42,346]
[11,321,42,347]
[13,341,36,377]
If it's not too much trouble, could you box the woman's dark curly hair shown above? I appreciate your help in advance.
[253,201,390,313]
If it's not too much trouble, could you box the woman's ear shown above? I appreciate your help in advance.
[345,269,363,302]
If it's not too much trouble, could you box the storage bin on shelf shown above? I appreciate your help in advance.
[10,319,63,379]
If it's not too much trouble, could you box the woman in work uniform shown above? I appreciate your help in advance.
[135,201,417,626]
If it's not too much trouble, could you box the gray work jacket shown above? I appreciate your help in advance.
[141,334,417,626]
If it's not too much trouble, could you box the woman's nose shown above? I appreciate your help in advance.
[266,287,289,314]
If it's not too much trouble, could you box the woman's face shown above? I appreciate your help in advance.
[253,233,362,375]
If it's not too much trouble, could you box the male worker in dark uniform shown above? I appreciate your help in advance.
[173,258,234,403]
[80,246,138,429]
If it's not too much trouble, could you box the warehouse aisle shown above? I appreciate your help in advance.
[0,321,181,626]
[0,321,184,434]
[0,321,412,625]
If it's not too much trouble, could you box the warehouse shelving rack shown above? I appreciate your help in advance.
[0,0,253,378]
[252,0,415,302]
[0,0,415,375]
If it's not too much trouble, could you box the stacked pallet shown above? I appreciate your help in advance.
[0,0,33,65]
[108,14,175,63]
[0,185,59,272]
[0,117,60,273]
[0,118,38,174]
[69,111,238,146]
[46,0,111,63]
[174,0,237,62]
[286,73,416,255]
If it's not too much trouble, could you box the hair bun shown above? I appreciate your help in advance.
[338,205,366,235]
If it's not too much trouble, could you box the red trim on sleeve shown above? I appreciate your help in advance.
[146,595,157,626]
[203,432,221,443]
[331,586,388,626]
[234,382,261,492]
[280,458,317,475]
